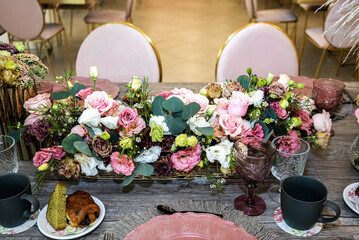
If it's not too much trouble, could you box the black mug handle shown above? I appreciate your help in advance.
[317,200,341,223]
[21,194,40,218]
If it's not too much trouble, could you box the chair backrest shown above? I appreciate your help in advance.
[76,22,162,83]
[244,0,258,19]
[324,0,355,48]
[0,0,44,40]
[126,0,136,20]
[216,23,299,82]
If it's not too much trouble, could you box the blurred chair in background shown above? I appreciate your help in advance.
[216,23,299,82]
[76,22,162,83]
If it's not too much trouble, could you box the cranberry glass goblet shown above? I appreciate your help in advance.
[233,137,276,216]
[313,78,345,112]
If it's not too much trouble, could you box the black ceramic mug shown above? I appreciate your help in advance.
[0,173,40,228]
[281,176,341,230]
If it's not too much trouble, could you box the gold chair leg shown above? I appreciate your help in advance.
[315,48,327,79]
[70,9,74,37]
[42,40,56,80]
[25,40,31,54]
[299,34,306,61]
[62,30,73,72]
[336,49,344,76]
[285,23,288,33]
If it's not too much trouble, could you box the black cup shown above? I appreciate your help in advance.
[0,173,40,228]
[281,176,341,230]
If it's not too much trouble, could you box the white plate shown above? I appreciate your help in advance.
[37,196,105,239]
[343,182,359,215]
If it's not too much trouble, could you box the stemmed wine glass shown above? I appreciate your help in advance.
[233,137,276,216]
[268,135,310,203]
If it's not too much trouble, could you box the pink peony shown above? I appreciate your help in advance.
[23,93,52,114]
[298,110,313,135]
[157,91,174,99]
[41,146,66,160]
[75,88,93,100]
[312,110,332,133]
[184,94,209,115]
[110,152,135,176]
[228,91,250,117]
[219,114,243,139]
[24,114,43,126]
[214,98,229,116]
[355,109,359,124]
[171,144,202,172]
[270,101,288,119]
[71,125,87,137]
[33,151,52,167]
[118,107,139,128]
[84,91,114,116]
[120,117,146,137]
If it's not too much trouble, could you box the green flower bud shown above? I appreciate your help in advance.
[252,75,258,84]
[101,131,111,140]
[187,136,198,147]
[206,105,217,115]
[5,59,17,70]
[264,118,271,124]
[288,80,296,86]
[0,50,11,57]
[285,92,292,100]
[247,67,252,76]
[14,43,26,52]
[175,134,188,147]
[297,83,304,89]
[279,98,289,110]
[250,108,261,119]
[289,117,302,128]
[199,87,208,97]
[266,73,274,86]
[150,122,164,142]
[38,163,49,171]
[52,104,60,111]
[257,78,266,88]
[120,137,133,150]
[197,160,204,168]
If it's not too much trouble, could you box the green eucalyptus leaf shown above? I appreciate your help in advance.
[169,117,187,135]
[62,133,83,153]
[182,102,201,120]
[162,97,184,113]
[51,91,71,100]
[165,114,174,127]
[134,162,154,177]
[260,107,277,121]
[172,112,182,119]
[196,126,214,136]
[84,125,95,138]
[152,96,166,116]
[92,150,103,161]
[69,83,86,98]
[109,133,119,143]
[122,173,135,186]
[7,130,20,142]
[74,141,92,156]
[236,75,251,90]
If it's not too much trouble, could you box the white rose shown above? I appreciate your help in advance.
[78,108,101,127]
[134,146,162,163]
[101,116,119,129]
[74,153,99,176]
[97,161,113,172]
[149,116,169,133]
[249,90,264,107]
[205,139,233,168]
[89,66,99,78]
[277,74,291,89]
[187,116,211,136]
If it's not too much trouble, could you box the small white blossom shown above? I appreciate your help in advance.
[134,146,162,163]
[205,139,233,168]
[249,90,264,107]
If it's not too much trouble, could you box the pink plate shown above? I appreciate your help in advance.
[53,77,120,98]
[124,212,257,240]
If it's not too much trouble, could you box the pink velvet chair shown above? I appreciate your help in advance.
[299,0,355,78]
[244,0,298,43]
[216,23,299,82]
[76,22,162,83]
[0,0,72,80]
[84,0,136,32]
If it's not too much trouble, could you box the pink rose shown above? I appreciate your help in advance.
[184,94,209,115]
[270,101,288,119]
[171,88,194,97]
[41,146,66,160]
[120,117,146,137]
[24,114,43,126]
[110,152,135,176]
[118,107,139,128]
[71,125,87,137]
[219,114,243,139]
[84,91,114,116]
[355,109,359,124]
[228,91,250,117]
[33,151,52,167]
[23,93,52,114]
[214,98,229,116]
[157,91,174,99]
[298,110,313,135]
[75,88,93,100]
[171,144,202,172]
[312,110,332,133]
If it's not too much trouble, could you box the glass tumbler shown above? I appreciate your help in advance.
[0,135,19,175]
[313,78,345,112]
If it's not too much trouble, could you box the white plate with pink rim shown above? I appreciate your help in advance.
[37,196,105,239]
[343,182,359,215]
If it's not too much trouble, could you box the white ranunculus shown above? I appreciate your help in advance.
[101,116,119,129]
[205,139,233,168]
[134,146,162,163]
[149,116,169,133]
[74,153,99,176]
[187,116,211,136]
[97,161,113,172]
[78,108,101,127]
[249,90,264,107]
[277,74,291,89]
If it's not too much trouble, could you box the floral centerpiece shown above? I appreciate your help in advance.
[13,68,332,188]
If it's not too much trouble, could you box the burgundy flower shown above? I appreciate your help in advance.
[27,119,52,142]
[154,155,173,176]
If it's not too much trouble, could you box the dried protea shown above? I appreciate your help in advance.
[58,157,81,178]
[154,154,173,176]
[92,135,112,157]
[205,83,222,99]
[222,81,244,98]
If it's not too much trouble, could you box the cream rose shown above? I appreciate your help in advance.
[78,108,101,127]
[205,139,233,168]
[134,146,162,163]
[101,116,120,129]
[312,110,332,133]
[74,153,99,176]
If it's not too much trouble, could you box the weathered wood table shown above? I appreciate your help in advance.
[8,82,359,239]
